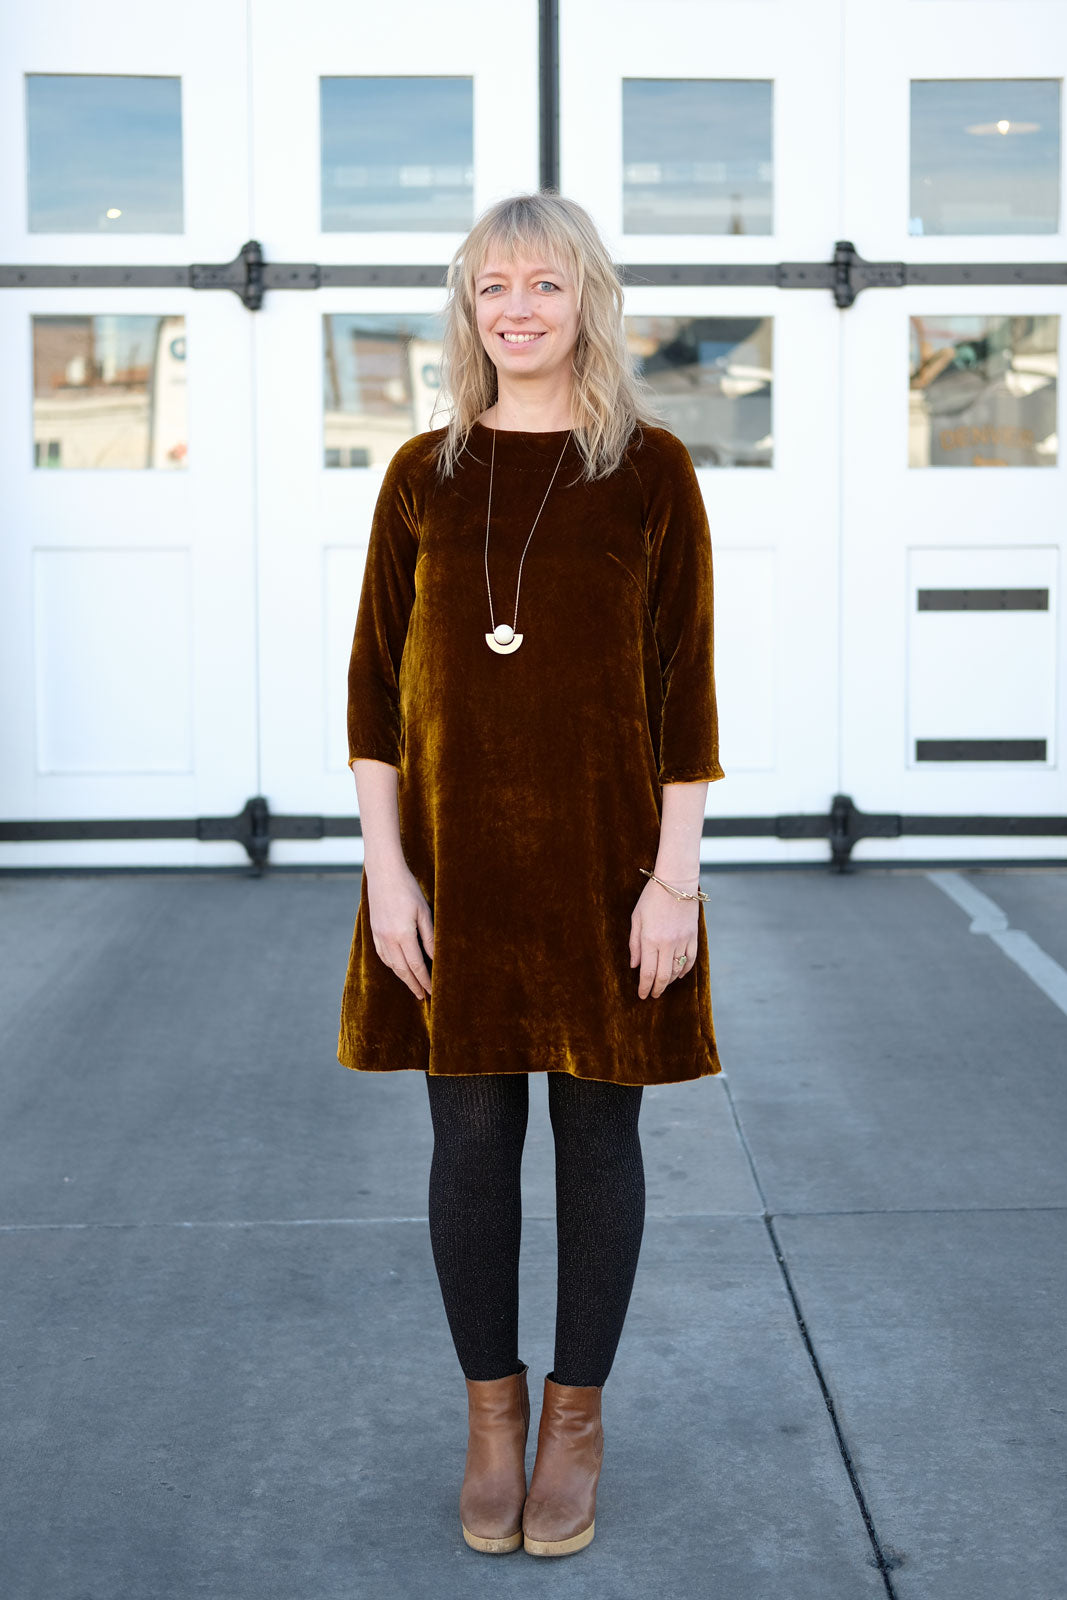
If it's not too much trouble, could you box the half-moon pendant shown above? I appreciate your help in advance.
[486,629,524,654]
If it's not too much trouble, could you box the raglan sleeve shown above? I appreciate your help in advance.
[345,443,422,771]
[643,432,725,786]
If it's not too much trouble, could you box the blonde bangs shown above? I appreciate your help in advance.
[434,193,660,482]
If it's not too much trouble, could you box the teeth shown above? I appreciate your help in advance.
[502,332,542,343]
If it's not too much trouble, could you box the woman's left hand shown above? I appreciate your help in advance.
[629,879,699,999]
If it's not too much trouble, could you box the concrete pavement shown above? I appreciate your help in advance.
[0,864,1064,1599]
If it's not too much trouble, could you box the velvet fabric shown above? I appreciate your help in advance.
[337,421,725,1086]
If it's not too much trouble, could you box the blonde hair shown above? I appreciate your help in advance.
[434,192,660,481]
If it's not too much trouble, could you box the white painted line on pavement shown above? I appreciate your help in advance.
[927,870,1067,1019]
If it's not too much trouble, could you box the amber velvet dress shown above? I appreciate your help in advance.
[337,420,725,1087]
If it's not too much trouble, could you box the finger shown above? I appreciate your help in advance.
[383,944,426,1000]
[650,947,673,998]
[666,948,689,985]
[417,901,435,960]
[376,932,430,1001]
[638,947,658,999]
[678,941,698,979]
[399,932,432,998]
[629,917,641,968]
[399,969,427,1001]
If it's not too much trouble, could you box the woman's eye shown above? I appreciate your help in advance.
[481,284,503,294]
[537,281,559,292]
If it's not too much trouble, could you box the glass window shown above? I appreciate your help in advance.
[32,315,188,469]
[26,75,183,233]
[622,79,772,235]
[323,314,444,467]
[626,316,772,466]
[908,314,1058,467]
[321,77,474,232]
[909,79,1060,236]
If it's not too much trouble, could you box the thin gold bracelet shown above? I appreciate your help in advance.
[639,867,708,902]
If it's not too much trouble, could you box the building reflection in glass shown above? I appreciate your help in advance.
[910,79,1060,236]
[32,315,188,469]
[908,315,1058,467]
[324,314,444,467]
[26,75,183,233]
[321,77,473,231]
[625,316,772,466]
[622,79,773,235]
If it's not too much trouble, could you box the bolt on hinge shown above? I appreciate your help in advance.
[830,240,906,308]
[190,239,265,310]
[189,240,322,308]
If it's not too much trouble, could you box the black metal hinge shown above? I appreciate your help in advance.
[5,240,1064,309]
[2,794,1064,874]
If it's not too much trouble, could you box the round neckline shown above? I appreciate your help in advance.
[471,418,574,439]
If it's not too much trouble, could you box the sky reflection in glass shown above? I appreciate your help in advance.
[623,79,773,235]
[321,77,473,232]
[910,80,1060,235]
[26,75,183,233]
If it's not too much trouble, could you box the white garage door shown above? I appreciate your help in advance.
[1,0,1064,869]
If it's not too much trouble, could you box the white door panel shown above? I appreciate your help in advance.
[250,0,541,863]
[560,0,844,263]
[560,0,845,860]
[0,1,259,866]
[840,0,1067,858]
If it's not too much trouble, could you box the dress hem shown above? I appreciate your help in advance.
[336,1045,722,1088]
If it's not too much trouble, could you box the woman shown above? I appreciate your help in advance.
[337,192,724,1558]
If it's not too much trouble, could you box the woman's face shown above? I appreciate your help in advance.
[473,249,581,389]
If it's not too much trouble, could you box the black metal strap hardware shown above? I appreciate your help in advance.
[5,239,1065,309]
[2,793,1063,875]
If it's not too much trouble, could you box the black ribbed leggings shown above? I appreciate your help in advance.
[424,1071,645,1388]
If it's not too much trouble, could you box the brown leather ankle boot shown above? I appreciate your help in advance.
[522,1373,604,1556]
[459,1363,531,1553]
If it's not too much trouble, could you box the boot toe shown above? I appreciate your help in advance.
[522,1493,596,1556]
[522,1511,596,1556]
[462,1521,524,1554]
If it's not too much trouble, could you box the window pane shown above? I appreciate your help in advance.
[321,78,473,232]
[26,75,183,234]
[908,314,1058,467]
[909,80,1060,236]
[626,316,772,466]
[622,80,772,235]
[323,314,444,467]
[33,315,188,469]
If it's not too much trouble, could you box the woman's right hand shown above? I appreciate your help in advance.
[364,860,435,1002]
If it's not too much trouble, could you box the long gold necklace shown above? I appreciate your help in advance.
[483,423,572,654]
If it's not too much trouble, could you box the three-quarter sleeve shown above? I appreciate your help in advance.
[642,432,725,785]
[346,444,422,770]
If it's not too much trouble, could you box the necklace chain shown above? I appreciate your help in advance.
[483,425,573,635]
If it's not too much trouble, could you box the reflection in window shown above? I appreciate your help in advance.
[324,314,444,467]
[626,317,772,467]
[26,75,183,233]
[321,78,473,232]
[908,315,1058,467]
[910,80,1060,236]
[622,80,772,235]
[33,315,187,470]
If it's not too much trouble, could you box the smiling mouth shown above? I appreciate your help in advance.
[499,331,544,344]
